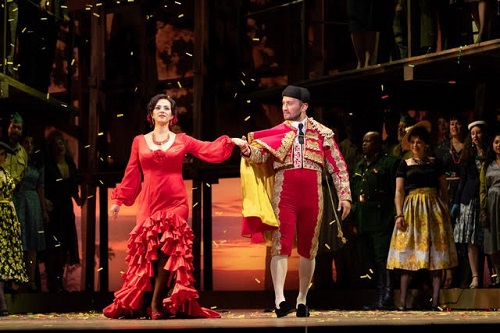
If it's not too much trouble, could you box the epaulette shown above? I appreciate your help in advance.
[308,118,334,138]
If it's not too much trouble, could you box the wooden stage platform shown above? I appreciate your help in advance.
[2,289,500,332]
[1,309,500,333]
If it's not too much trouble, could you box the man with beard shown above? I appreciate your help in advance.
[238,85,352,317]
[2,113,28,186]
[350,131,400,310]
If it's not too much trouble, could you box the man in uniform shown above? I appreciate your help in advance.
[350,131,400,310]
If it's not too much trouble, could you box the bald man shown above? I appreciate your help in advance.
[350,131,400,310]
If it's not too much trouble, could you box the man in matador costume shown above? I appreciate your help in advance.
[238,85,352,317]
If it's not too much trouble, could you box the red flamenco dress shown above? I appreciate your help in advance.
[103,134,235,319]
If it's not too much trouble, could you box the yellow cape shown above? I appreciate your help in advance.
[240,157,278,246]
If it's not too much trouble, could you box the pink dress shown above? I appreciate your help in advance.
[103,133,235,319]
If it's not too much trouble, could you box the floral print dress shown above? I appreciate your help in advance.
[0,167,28,283]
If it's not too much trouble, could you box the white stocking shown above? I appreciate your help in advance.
[297,256,315,306]
[271,255,288,308]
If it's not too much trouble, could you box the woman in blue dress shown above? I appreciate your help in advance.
[14,135,48,292]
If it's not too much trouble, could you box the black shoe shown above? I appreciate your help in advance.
[363,300,382,311]
[275,301,294,318]
[380,298,395,310]
[296,304,309,317]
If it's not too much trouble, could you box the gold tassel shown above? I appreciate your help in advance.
[324,172,346,244]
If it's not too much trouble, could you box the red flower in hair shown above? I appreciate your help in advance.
[170,116,178,125]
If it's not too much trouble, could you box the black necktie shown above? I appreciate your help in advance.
[298,123,304,145]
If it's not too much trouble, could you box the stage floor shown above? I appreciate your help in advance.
[1,309,500,333]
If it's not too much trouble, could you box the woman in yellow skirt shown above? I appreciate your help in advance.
[387,121,458,311]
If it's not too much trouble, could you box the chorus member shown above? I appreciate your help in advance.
[434,115,467,288]
[0,141,28,315]
[14,135,48,292]
[451,120,488,289]
[44,130,84,292]
[480,132,500,287]
[352,131,400,310]
[387,121,457,311]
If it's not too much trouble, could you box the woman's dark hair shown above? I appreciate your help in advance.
[146,94,177,126]
[485,132,500,164]
[46,130,74,159]
[461,122,488,162]
[449,114,467,142]
[408,126,430,144]
[22,134,45,169]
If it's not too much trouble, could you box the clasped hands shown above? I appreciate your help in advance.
[231,137,251,156]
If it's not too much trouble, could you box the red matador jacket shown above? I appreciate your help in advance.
[240,118,351,245]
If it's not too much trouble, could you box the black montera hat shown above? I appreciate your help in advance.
[282,85,310,103]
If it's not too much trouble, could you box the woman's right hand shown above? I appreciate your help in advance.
[109,204,120,220]
[395,216,406,231]
[231,137,247,148]
[232,137,251,156]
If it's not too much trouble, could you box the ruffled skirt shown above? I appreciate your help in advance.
[103,210,220,319]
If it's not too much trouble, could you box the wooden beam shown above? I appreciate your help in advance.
[83,3,105,292]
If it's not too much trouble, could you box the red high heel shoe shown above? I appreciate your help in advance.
[151,311,166,320]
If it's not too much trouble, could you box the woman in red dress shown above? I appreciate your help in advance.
[103,94,245,319]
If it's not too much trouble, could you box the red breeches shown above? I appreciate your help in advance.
[272,168,323,259]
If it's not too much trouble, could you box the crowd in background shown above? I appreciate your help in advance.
[0,112,83,313]
[318,107,500,309]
